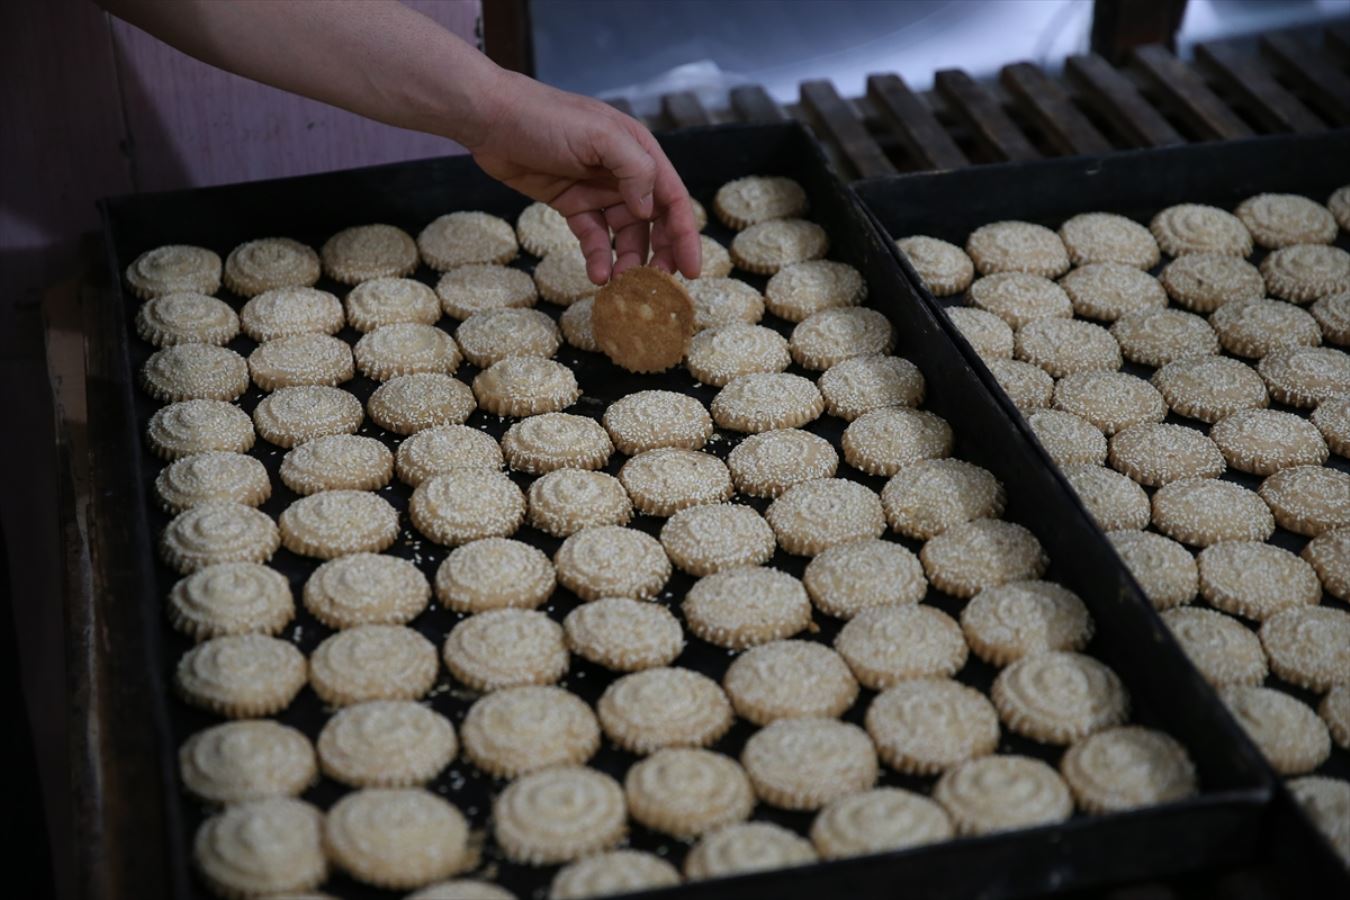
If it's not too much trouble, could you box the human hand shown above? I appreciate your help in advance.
[466,70,702,285]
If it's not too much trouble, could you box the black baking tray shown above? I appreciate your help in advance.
[97,122,1286,900]
[856,130,1350,890]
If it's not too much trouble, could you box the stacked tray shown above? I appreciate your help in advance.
[96,122,1286,900]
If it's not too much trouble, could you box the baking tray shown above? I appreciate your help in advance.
[856,130,1350,890]
[95,122,1281,900]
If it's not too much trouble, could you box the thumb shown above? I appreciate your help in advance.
[593,125,658,221]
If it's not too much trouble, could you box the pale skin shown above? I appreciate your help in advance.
[97,0,702,284]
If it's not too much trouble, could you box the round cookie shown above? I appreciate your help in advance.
[965,221,1069,278]
[135,292,239,347]
[515,202,574,257]
[1059,262,1166,322]
[309,625,438,706]
[367,373,476,435]
[960,580,1093,666]
[179,720,315,804]
[741,717,878,810]
[223,237,320,297]
[147,400,255,460]
[501,413,612,474]
[239,286,343,341]
[1236,193,1338,249]
[1110,308,1220,368]
[625,748,754,839]
[247,333,354,390]
[317,700,456,787]
[618,448,733,516]
[353,322,461,381]
[592,266,696,374]
[1058,212,1160,269]
[1321,685,1350,749]
[722,640,858,725]
[896,235,975,296]
[454,308,558,368]
[764,260,866,322]
[1160,253,1265,312]
[683,823,816,880]
[1161,606,1268,686]
[597,667,734,753]
[534,247,600,306]
[526,469,632,537]
[1260,606,1350,692]
[279,434,393,494]
[559,296,598,351]
[920,518,1048,599]
[1261,244,1350,303]
[325,789,471,889]
[1152,478,1274,547]
[682,566,812,649]
[160,503,279,573]
[1311,291,1350,345]
[1108,530,1198,610]
[279,490,399,559]
[435,264,536,320]
[1108,422,1225,487]
[730,219,829,275]
[417,211,517,271]
[1287,776,1350,865]
[710,371,824,433]
[442,609,567,691]
[881,458,1005,541]
[1259,464,1350,535]
[193,798,325,898]
[409,470,526,546]
[345,277,441,332]
[168,562,294,640]
[1210,409,1329,475]
[175,634,305,717]
[1220,685,1331,775]
[947,307,1014,361]
[252,384,363,448]
[408,880,516,900]
[765,477,886,556]
[602,390,712,455]
[842,407,952,477]
[459,685,599,778]
[986,358,1055,413]
[968,273,1072,328]
[726,428,838,498]
[472,357,580,416]
[125,244,221,299]
[660,503,775,576]
[321,223,418,284]
[1014,318,1122,377]
[1197,540,1320,621]
[865,679,999,775]
[1331,185,1350,230]
[554,525,670,600]
[684,277,765,329]
[803,538,927,619]
[154,451,270,514]
[1027,409,1107,467]
[992,651,1129,744]
[141,344,250,403]
[1060,726,1197,814]
[835,604,967,689]
[685,323,790,386]
[1153,356,1268,423]
[303,553,430,629]
[1303,527,1350,601]
[550,851,680,899]
[1212,297,1324,360]
[713,175,808,229]
[789,307,895,372]
[1149,204,1252,257]
[810,787,954,860]
[434,538,555,613]
[1257,345,1350,408]
[813,354,921,428]
[563,597,684,672]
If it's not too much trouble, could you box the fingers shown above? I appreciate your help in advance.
[606,205,650,277]
[593,123,659,222]
[642,138,701,278]
[567,209,613,285]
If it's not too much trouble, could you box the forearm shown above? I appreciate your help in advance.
[97,0,504,147]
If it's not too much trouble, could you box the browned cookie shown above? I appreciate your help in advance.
[592,267,695,373]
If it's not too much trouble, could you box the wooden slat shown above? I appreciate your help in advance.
[999,62,1113,156]
[865,73,968,170]
[798,79,896,178]
[1065,53,1184,147]
[933,68,1039,162]
[606,96,635,117]
[730,85,788,123]
[1260,33,1350,126]
[661,91,713,129]
[1195,41,1324,133]
[1131,44,1252,141]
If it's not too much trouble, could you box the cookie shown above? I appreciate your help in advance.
[1321,685,1350,749]
[160,503,279,573]
[442,608,568,692]
[789,307,895,371]
[1014,318,1122,377]
[1060,726,1197,814]
[168,562,294,640]
[1220,685,1330,775]
[1161,606,1268,686]
[1108,530,1197,610]
[223,237,321,297]
[1152,479,1275,547]
[141,344,250,403]
[434,537,555,613]
[1149,204,1252,258]
[239,286,344,341]
[501,413,612,474]
[947,307,1014,361]
[1058,212,1160,269]
[324,789,471,889]
[563,597,684,671]
[1108,422,1225,487]
[309,625,439,706]
[193,798,325,898]
[691,197,708,231]
[1210,409,1329,475]
[1259,606,1350,692]
[660,503,775,576]
[602,390,712,455]
[154,451,270,513]
[549,851,680,899]
[345,277,442,332]
[992,651,1129,744]
[435,263,539,322]
[1302,527,1350,601]
[1160,253,1265,312]
[810,787,954,860]
[1330,185,1350,231]
[147,399,255,460]
[1259,464,1350,535]
[920,518,1048,599]
[317,700,457,787]
[682,566,812,649]
[866,679,999,775]
[321,223,418,283]
[1152,355,1268,423]
[1211,298,1322,359]
[1059,263,1166,322]
[252,384,363,447]
[409,470,526,546]
[880,458,1005,541]
[279,490,399,559]
[407,880,515,900]
[986,358,1055,413]
[835,605,967,689]
[896,235,975,296]
[723,640,858,725]
[179,720,315,804]
[459,685,599,778]
[558,296,598,351]
[353,322,461,381]
[730,219,829,275]
[367,373,476,435]
[765,477,886,556]
[597,667,734,753]
[417,211,517,271]
[713,175,808,229]
[968,273,1073,328]
[684,823,816,880]
[472,357,580,416]
[842,407,952,476]
[592,266,695,373]
[965,221,1070,278]
[1027,409,1107,467]
[1110,308,1220,368]
[526,469,632,537]
[685,323,790,386]
[1287,776,1350,865]
[618,448,733,516]
[764,260,866,322]
[726,428,838,498]
[135,292,239,346]
[710,372,824,433]
[1257,345,1350,408]
[533,247,599,306]
[741,717,878,810]
[1236,193,1338,249]
[125,244,221,299]
[624,748,754,839]
[1311,291,1350,345]
[303,553,430,629]
[279,434,393,494]
[1262,244,1350,303]
[175,634,306,717]
[803,538,927,619]
[684,277,765,329]
[819,354,924,421]
[960,580,1093,666]
[247,333,354,390]
[554,525,670,600]
[454,308,559,368]
[1197,541,1320,620]
[516,202,575,257]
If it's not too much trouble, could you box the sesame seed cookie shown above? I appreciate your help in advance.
[434,537,555,613]
[1161,606,1268,686]
[550,852,680,899]
[154,451,270,514]
[345,277,442,332]
[279,490,399,559]
[223,237,321,297]
[1260,464,1350,535]
[1288,776,1350,865]
[554,525,670,600]
[179,720,315,804]
[472,356,580,416]
[1260,606,1350,692]
[1258,345,1350,408]
[811,788,954,860]
[563,597,684,671]
[730,219,829,275]
[992,651,1129,744]
[1108,422,1225,487]
[896,235,975,296]
[723,640,858,725]
[711,371,824,433]
[602,390,712,455]
[1110,308,1220,368]
[533,247,599,306]
[454,308,559,368]
[501,413,612,474]
[960,580,1093,666]
[764,260,866,322]
[1212,298,1323,359]
[966,221,1070,278]
[443,609,567,691]
[367,373,476,435]
[141,344,250,403]
[682,566,812,648]
[526,469,632,537]
[1059,262,1167,322]
[168,562,294,640]
[175,634,306,717]
[1058,212,1160,269]
[684,823,817,880]
[516,202,574,257]
[309,625,438,706]
[1153,355,1269,423]
[1236,193,1338,249]
[248,333,354,390]
[433,264,538,323]
[494,767,626,866]
[1159,253,1265,313]
[920,518,1048,598]
[125,244,221,299]
[147,399,256,461]
[866,679,999,775]
[1014,318,1122,377]
[726,428,838,497]
[135,292,239,347]
[835,604,967,689]
[881,458,1005,540]
[418,212,517,271]
[252,384,363,447]
[1060,726,1197,814]
[325,789,471,889]
[987,358,1055,413]
[684,323,790,386]
[819,354,925,421]
[409,470,526,546]
[598,667,734,753]
[1028,409,1108,467]
[239,286,344,341]
[321,223,418,284]
[1210,409,1329,475]
[1221,685,1330,775]
[303,553,430,629]
[353,322,461,381]
[688,235,734,279]
[194,798,325,898]
[1152,479,1275,547]
[790,307,896,372]
[947,307,1015,361]
[160,503,279,573]
[625,748,754,839]
[660,503,775,575]
[460,685,600,778]
[558,295,597,351]
[684,277,766,329]
[803,538,927,619]
[1320,685,1350,749]
[713,175,808,229]
[1261,244,1350,302]
[1197,541,1320,620]
[618,448,733,516]
[279,434,393,494]
[842,407,952,477]
[1107,530,1197,610]
[766,477,886,556]
[691,197,708,231]
[1311,291,1350,345]
[741,717,878,810]
[1303,527,1350,600]
[968,273,1073,328]
[1331,186,1350,230]
[317,700,456,788]
[1149,204,1252,258]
